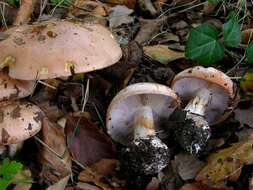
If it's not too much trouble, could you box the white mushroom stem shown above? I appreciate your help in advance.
[184,88,212,116]
[134,106,156,139]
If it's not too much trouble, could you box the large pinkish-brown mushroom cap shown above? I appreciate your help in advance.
[0,69,35,101]
[0,101,44,144]
[0,20,122,80]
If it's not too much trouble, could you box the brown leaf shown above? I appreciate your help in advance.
[66,117,115,166]
[135,16,168,44]
[40,117,72,181]
[172,0,196,6]
[143,45,185,64]
[179,182,229,190]
[108,5,134,27]
[202,2,218,15]
[46,175,70,190]
[13,168,32,190]
[146,177,160,190]
[196,135,253,186]
[100,0,137,9]
[78,159,124,190]
[241,29,253,44]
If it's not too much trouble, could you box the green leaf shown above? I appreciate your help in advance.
[208,0,222,3]
[0,159,23,190]
[186,23,224,65]
[6,0,19,7]
[222,18,241,47]
[247,42,253,64]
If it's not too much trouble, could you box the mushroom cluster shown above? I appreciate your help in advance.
[106,66,238,174]
[0,19,122,156]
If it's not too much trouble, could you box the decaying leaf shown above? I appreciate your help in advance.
[108,5,134,27]
[46,175,70,190]
[196,134,253,186]
[78,159,124,190]
[179,182,229,190]
[143,45,185,64]
[135,16,168,44]
[241,29,253,44]
[174,154,204,180]
[66,116,115,166]
[234,107,253,128]
[100,0,137,9]
[13,168,33,190]
[202,2,218,15]
[139,0,157,15]
[40,117,72,181]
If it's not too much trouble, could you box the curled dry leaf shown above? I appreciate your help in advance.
[196,134,253,186]
[13,0,37,25]
[40,117,72,181]
[241,29,253,44]
[143,45,185,64]
[66,117,115,166]
[78,159,124,190]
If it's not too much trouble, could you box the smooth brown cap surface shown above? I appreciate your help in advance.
[0,20,122,80]
[106,83,180,145]
[0,69,35,101]
[0,101,44,144]
[171,66,238,124]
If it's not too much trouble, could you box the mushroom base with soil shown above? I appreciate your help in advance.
[120,136,170,175]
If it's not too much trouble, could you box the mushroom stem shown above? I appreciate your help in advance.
[184,88,212,116]
[134,106,156,139]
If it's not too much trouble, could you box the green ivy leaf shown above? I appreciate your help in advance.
[208,0,222,3]
[222,18,241,47]
[186,23,224,65]
[0,159,23,190]
[247,42,253,65]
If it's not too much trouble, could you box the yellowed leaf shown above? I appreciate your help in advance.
[196,135,253,186]
[144,45,185,64]
[240,70,253,95]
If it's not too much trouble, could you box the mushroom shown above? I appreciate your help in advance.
[0,69,35,101]
[106,83,180,174]
[0,101,44,156]
[0,19,122,80]
[171,66,238,153]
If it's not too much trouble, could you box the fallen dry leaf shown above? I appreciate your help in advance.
[134,16,168,44]
[172,0,196,6]
[146,177,159,190]
[241,29,253,44]
[139,0,157,15]
[108,5,134,27]
[174,154,204,180]
[40,117,72,180]
[66,116,115,166]
[143,45,185,64]
[100,0,137,9]
[13,168,33,190]
[46,175,70,190]
[202,2,218,15]
[179,182,229,190]
[78,159,124,190]
[240,69,253,95]
[77,182,102,190]
[234,107,253,128]
[196,134,253,186]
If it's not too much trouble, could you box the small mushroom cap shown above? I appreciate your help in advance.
[0,101,44,144]
[106,83,180,145]
[0,20,122,80]
[171,66,238,125]
[0,69,35,101]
